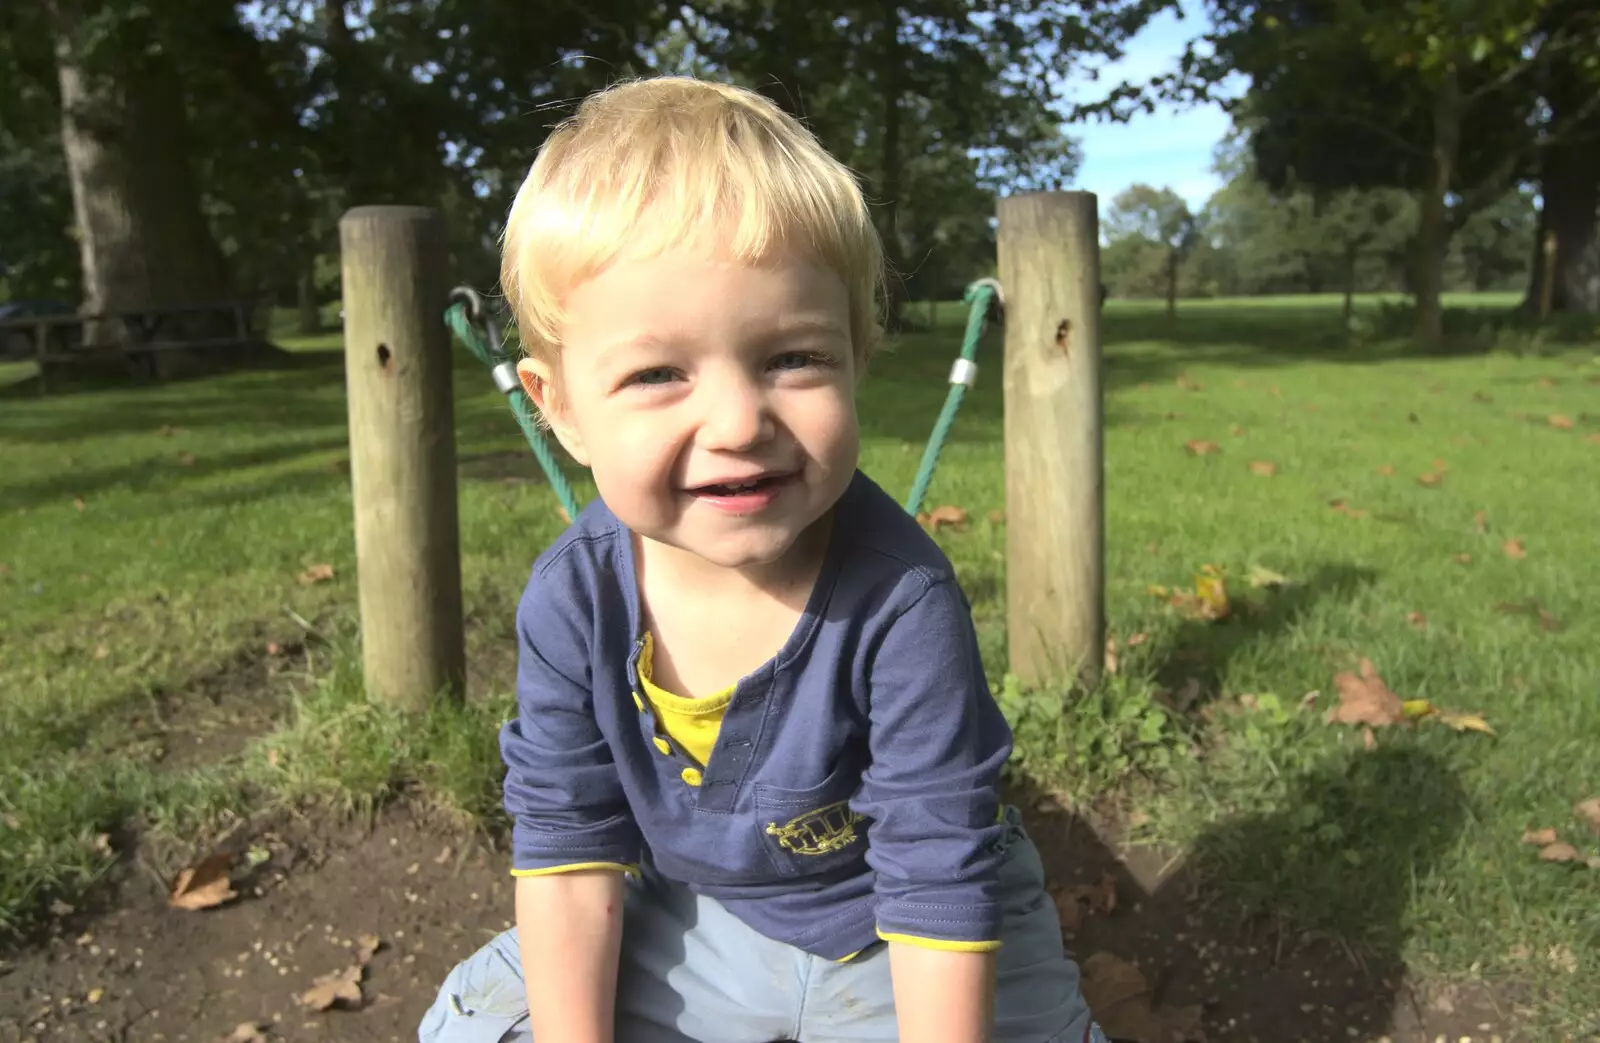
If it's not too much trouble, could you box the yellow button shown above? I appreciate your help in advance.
[653,737,671,755]
[680,767,703,787]
[632,691,645,711]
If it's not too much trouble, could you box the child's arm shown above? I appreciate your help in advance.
[854,576,1016,1039]
[516,870,626,1043]
[888,945,997,1043]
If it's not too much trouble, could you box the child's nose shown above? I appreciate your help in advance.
[697,377,774,450]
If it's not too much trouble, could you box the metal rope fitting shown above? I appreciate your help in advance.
[948,358,978,387]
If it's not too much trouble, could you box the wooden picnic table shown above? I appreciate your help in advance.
[0,300,257,392]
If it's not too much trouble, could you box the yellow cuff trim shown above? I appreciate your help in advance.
[511,861,637,878]
[836,948,863,963]
[876,929,1002,953]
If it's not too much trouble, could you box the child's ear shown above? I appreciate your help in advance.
[516,358,589,466]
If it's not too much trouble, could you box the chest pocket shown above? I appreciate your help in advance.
[752,760,870,878]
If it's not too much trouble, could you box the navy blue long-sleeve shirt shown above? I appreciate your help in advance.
[499,470,1014,960]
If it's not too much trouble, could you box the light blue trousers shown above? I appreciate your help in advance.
[419,806,1106,1043]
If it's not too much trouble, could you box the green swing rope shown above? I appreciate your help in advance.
[444,278,1002,521]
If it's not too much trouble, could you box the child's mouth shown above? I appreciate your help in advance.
[690,472,795,511]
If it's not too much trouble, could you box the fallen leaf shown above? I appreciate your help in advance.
[298,563,335,585]
[987,509,1005,526]
[1472,392,1493,403]
[1521,827,1559,847]
[1417,471,1444,487]
[1473,510,1488,533]
[1432,457,1448,472]
[265,641,281,656]
[1193,565,1228,620]
[1535,377,1557,388]
[1503,538,1526,560]
[1229,424,1245,436]
[1079,951,1206,1043]
[177,452,196,466]
[1326,659,1404,728]
[1588,432,1600,445]
[1105,636,1119,676]
[1362,726,1378,750]
[222,1023,270,1043]
[1547,414,1574,429]
[300,963,364,1011]
[1125,632,1149,649]
[1184,440,1219,456]
[1377,464,1395,476]
[1406,611,1427,629]
[1175,373,1203,391]
[94,644,109,659]
[1539,842,1581,863]
[1329,499,1369,519]
[1574,798,1600,836]
[1437,711,1495,736]
[1454,553,1472,564]
[73,497,86,512]
[924,504,968,530]
[1247,460,1277,477]
[1247,565,1288,589]
[169,852,237,911]
[356,934,382,964]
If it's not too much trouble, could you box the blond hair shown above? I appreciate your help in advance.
[500,76,885,373]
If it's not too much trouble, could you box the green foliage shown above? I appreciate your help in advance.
[994,672,1181,798]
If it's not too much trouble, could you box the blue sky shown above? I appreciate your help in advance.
[1054,0,1246,212]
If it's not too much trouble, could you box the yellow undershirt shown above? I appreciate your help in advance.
[514,632,1001,960]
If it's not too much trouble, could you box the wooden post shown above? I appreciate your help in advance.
[1539,230,1558,321]
[338,205,466,710]
[996,192,1104,690]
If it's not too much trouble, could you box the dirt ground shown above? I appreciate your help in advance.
[0,787,1522,1043]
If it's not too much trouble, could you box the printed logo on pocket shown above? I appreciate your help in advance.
[764,800,865,855]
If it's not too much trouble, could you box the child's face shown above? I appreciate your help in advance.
[520,248,860,572]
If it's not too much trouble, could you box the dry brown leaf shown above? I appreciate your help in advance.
[300,964,364,1011]
[356,934,382,964]
[1184,439,1219,456]
[73,497,86,512]
[1536,377,1557,388]
[169,852,237,911]
[1229,424,1245,436]
[298,563,335,585]
[1125,631,1149,649]
[1503,538,1527,560]
[1247,460,1277,477]
[1587,432,1600,445]
[1326,658,1404,728]
[1539,842,1581,863]
[1377,464,1396,476]
[924,504,968,530]
[1406,611,1427,629]
[1417,471,1444,487]
[1454,553,1473,565]
[1548,414,1574,429]
[987,509,1005,526]
[1574,798,1600,837]
[1080,951,1206,1043]
[1473,510,1488,533]
[1105,636,1119,676]
[1329,500,1369,519]
[1521,827,1559,847]
[222,1023,269,1043]
[177,452,197,467]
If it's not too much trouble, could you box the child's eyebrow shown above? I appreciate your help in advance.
[602,317,848,359]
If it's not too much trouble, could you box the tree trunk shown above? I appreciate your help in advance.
[50,1,240,378]
[297,270,322,334]
[1342,243,1357,328]
[1522,51,1600,314]
[1165,248,1178,319]
[876,0,907,333]
[1413,66,1462,346]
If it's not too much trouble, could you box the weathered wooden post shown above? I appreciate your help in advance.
[338,205,466,710]
[996,192,1105,690]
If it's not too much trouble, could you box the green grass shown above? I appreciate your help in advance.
[2,293,1598,1031]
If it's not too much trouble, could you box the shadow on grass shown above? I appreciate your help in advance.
[1007,742,1469,1042]
[1150,563,1380,701]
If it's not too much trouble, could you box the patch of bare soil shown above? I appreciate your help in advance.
[0,784,1529,1043]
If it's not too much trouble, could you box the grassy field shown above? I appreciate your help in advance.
[2,292,1597,1032]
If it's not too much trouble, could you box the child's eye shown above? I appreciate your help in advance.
[770,351,836,372]
[626,367,680,387]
